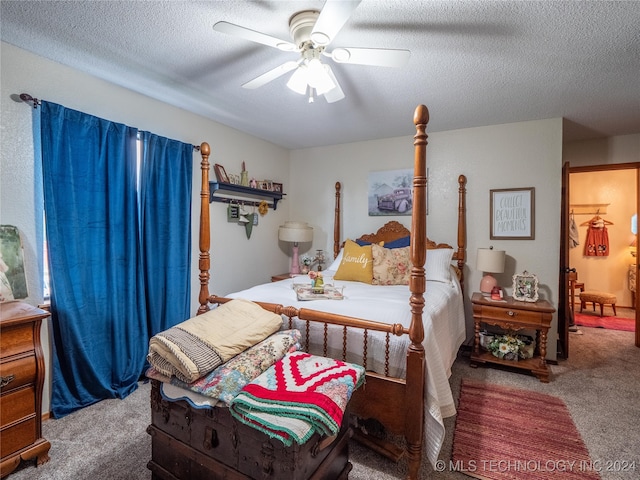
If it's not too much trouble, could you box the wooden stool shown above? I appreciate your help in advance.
[579,291,617,317]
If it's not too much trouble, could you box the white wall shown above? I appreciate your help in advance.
[290,116,564,354]
[564,134,640,167]
[1,42,291,415]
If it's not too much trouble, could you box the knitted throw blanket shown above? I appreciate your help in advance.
[230,351,365,446]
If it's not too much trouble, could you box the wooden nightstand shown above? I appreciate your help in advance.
[470,292,555,383]
[271,273,292,282]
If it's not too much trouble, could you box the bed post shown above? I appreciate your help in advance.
[198,142,211,315]
[333,182,342,259]
[457,174,467,291]
[405,105,429,480]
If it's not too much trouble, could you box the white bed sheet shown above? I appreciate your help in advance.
[226,269,466,466]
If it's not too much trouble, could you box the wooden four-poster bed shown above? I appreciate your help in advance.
[147,105,468,480]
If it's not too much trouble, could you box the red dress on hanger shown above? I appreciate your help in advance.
[584,219,609,256]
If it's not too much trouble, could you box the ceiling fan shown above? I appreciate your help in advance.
[213,0,410,103]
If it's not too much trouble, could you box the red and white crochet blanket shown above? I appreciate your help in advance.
[230,351,365,446]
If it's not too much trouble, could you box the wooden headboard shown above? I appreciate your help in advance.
[357,220,410,245]
[332,175,468,287]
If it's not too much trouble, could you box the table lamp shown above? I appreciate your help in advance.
[278,221,313,275]
[477,247,506,295]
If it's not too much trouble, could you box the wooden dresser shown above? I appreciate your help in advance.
[0,302,51,478]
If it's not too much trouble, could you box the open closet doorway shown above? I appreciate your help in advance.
[559,161,639,358]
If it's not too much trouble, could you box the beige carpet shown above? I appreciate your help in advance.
[10,323,639,480]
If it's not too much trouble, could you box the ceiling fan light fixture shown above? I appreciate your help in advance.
[307,59,335,94]
[286,65,308,95]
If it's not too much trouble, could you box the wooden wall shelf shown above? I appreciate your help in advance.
[209,182,285,210]
[569,203,609,215]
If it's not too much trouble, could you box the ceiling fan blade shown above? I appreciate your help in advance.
[311,0,362,46]
[322,66,345,103]
[213,21,297,51]
[242,61,299,89]
[327,47,410,68]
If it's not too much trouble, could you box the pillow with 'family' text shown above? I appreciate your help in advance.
[333,240,373,283]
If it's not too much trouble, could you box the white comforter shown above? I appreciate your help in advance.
[227,269,466,466]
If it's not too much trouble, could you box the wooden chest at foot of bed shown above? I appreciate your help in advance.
[147,379,352,480]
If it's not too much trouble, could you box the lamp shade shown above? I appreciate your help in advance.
[279,222,313,276]
[477,248,506,294]
[278,222,313,243]
[286,61,336,97]
[476,248,506,274]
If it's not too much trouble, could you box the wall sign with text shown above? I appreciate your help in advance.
[490,187,535,240]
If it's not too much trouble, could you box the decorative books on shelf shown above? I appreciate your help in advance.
[294,284,344,301]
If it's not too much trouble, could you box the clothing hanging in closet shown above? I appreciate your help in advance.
[582,216,611,256]
[569,212,579,248]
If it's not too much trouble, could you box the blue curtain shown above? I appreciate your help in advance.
[139,132,192,336]
[41,102,192,417]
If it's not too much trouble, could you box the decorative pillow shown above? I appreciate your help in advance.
[371,244,411,285]
[334,240,373,283]
[425,248,454,284]
[355,238,371,246]
[325,248,344,272]
[384,236,411,249]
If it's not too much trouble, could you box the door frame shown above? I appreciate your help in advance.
[558,162,571,358]
[561,161,640,354]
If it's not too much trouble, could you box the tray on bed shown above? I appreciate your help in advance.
[294,285,345,301]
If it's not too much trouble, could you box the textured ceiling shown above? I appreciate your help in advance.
[2,0,639,149]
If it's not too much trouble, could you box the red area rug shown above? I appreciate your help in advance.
[452,379,599,479]
[574,313,635,332]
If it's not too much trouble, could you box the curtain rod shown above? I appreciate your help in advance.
[19,92,201,151]
[20,93,40,108]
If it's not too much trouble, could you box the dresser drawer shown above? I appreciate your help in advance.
[479,305,544,327]
[0,323,35,359]
[0,354,36,392]
[0,417,37,459]
[0,386,36,426]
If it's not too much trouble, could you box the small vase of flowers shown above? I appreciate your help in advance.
[487,332,534,361]
[309,271,324,294]
[300,255,313,274]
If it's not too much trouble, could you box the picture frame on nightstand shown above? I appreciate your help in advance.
[512,271,539,302]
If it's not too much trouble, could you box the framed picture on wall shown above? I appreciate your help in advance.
[368,168,415,216]
[490,187,535,240]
